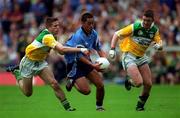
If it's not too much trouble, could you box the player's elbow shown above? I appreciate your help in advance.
[55,45,66,54]
[59,46,66,54]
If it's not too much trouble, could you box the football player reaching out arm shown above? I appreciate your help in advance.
[109,9,163,111]
[54,41,89,55]
[6,17,90,111]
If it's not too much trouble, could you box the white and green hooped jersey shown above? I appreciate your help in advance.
[25,29,58,61]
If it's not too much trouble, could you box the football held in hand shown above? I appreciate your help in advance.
[96,57,110,70]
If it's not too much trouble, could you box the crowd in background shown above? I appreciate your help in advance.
[0,0,180,85]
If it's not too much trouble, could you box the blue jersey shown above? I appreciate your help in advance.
[65,27,102,63]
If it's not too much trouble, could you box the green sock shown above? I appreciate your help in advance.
[61,99,71,110]
[13,69,22,80]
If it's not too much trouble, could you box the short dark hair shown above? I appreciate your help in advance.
[144,9,154,20]
[45,17,59,28]
[81,12,94,22]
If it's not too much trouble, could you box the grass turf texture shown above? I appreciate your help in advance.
[0,84,180,118]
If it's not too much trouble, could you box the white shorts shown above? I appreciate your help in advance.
[19,56,48,78]
[121,52,151,70]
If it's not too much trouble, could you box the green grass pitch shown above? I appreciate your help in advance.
[0,84,180,118]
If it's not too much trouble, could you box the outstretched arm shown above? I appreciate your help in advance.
[55,42,89,55]
[42,34,89,55]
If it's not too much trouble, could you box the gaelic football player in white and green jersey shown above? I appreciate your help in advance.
[6,17,89,111]
[109,10,163,111]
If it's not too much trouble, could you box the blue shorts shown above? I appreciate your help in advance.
[67,60,94,81]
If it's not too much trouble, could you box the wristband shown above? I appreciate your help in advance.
[80,48,88,52]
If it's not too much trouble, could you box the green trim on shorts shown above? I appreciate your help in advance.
[122,53,127,70]
[13,69,23,80]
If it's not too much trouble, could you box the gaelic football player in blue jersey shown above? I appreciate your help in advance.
[64,12,106,111]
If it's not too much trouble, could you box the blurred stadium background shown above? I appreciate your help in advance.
[0,0,180,117]
[0,0,179,85]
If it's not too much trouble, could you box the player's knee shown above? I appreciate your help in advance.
[134,81,143,88]
[24,91,32,97]
[80,88,91,95]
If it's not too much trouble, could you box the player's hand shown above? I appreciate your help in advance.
[108,49,116,60]
[92,63,105,72]
[80,48,90,56]
[153,43,163,50]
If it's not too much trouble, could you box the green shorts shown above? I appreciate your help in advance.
[121,52,151,70]
[19,56,48,78]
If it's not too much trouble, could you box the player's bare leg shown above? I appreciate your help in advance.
[39,67,76,111]
[74,77,91,95]
[6,65,33,97]
[136,64,152,111]
[17,78,33,97]
[87,69,105,111]
[126,65,143,90]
